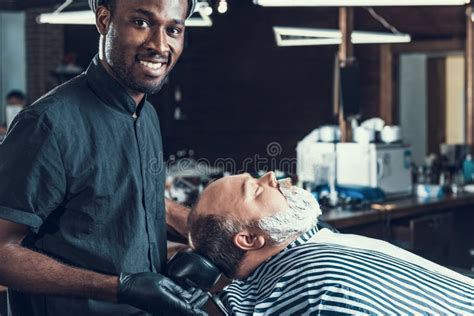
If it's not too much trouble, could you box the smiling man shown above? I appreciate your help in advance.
[0,0,206,315]
[189,172,474,315]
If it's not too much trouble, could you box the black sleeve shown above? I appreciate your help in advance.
[0,111,66,233]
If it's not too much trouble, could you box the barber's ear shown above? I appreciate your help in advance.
[234,231,266,251]
[96,6,112,35]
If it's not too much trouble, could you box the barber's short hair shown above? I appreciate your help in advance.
[90,0,196,18]
[101,0,116,14]
[188,211,250,278]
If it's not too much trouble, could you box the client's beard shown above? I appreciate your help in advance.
[258,185,321,244]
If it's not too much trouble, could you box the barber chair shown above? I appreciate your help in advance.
[167,250,229,315]
[166,221,338,316]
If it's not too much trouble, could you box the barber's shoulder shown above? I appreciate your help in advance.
[26,74,89,124]
[0,79,86,152]
[28,75,87,109]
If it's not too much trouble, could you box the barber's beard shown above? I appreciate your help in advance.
[109,52,168,95]
[258,185,321,244]
[104,36,168,95]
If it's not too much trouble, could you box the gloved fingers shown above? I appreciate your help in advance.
[117,272,205,315]
[168,285,208,309]
[163,279,188,298]
[163,286,209,315]
[190,307,208,316]
[188,289,208,308]
[159,289,198,315]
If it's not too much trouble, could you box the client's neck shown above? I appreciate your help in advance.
[234,239,295,279]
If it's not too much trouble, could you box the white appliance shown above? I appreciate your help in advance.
[336,143,413,196]
[297,141,336,185]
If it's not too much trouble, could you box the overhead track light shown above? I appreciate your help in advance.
[218,0,229,14]
[37,10,94,25]
[274,26,411,46]
[37,0,213,27]
[188,1,214,26]
[255,0,469,6]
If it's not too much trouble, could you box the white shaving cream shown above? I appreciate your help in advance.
[258,185,321,244]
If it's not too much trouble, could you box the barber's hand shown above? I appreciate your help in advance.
[117,272,208,315]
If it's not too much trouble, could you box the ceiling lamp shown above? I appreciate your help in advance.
[188,1,214,26]
[255,0,469,6]
[199,0,214,16]
[37,10,94,25]
[274,26,411,46]
[37,0,213,27]
[218,0,229,14]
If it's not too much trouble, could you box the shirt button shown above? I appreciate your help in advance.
[137,122,141,127]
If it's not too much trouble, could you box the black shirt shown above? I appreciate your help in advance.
[0,56,167,315]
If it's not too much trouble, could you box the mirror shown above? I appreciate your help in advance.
[398,52,465,165]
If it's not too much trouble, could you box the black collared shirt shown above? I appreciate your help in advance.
[0,56,167,315]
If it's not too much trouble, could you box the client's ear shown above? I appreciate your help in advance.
[234,231,266,251]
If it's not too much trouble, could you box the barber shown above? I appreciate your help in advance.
[0,0,206,315]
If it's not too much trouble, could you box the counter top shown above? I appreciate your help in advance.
[321,193,474,229]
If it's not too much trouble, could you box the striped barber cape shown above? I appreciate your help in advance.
[220,227,474,315]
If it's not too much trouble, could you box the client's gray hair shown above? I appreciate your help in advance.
[189,211,253,278]
[188,208,313,278]
[189,185,319,278]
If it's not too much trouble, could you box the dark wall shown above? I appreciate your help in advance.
[63,1,382,173]
[26,8,64,102]
[169,3,337,168]
[164,2,384,170]
[64,25,99,70]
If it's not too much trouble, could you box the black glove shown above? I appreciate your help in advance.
[117,272,208,315]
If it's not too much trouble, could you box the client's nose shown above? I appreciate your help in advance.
[259,171,278,187]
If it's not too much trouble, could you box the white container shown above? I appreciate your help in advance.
[297,141,336,185]
[336,143,413,196]
[361,117,385,132]
[319,125,340,143]
[353,126,375,144]
[381,125,402,143]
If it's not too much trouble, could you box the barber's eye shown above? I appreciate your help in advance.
[167,27,183,35]
[133,19,150,28]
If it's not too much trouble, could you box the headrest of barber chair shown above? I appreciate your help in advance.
[167,250,222,291]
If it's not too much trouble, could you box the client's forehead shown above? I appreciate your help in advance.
[196,174,249,217]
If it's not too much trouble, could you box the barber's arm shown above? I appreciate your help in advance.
[166,198,191,242]
[0,219,118,301]
[0,219,206,315]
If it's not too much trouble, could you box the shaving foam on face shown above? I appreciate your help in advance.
[259,183,321,244]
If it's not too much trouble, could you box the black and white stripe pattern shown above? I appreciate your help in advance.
[220,227,474,315]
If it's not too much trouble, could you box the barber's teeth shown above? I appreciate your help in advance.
[139,60,163,70]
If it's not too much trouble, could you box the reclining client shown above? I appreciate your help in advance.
[188,172,473,315]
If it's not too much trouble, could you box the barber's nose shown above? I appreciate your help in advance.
[147,28,170,55]
[259,171,278,187]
